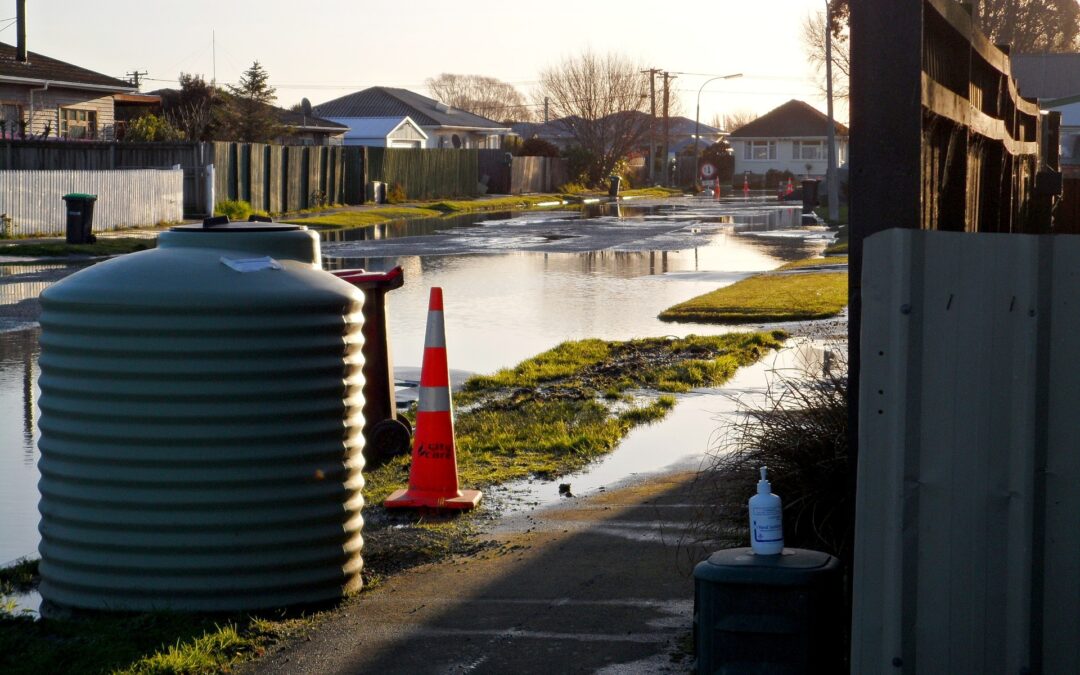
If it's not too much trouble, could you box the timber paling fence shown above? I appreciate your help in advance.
[849,1,1069,673]
[0,169,183,236]
[365,147,479,200]
[211,142,360,214]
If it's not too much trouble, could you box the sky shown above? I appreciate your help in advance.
[11,0,844,126]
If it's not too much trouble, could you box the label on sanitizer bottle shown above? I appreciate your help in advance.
[751,504,783,542]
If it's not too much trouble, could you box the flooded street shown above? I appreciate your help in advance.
[0,198,829,570]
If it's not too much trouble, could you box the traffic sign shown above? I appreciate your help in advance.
[700,162,717,179]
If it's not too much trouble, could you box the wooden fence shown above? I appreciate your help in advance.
[365,147,479,200]
[0,140,210,216]
[210,142,361,213]
[477,151,568,195]
[849,1,1067,672]
[0,169,183,236]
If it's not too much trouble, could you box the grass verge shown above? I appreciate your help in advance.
[0,238,155,259]
[777,255,848,271]
[295,195,573,230]
[1,330,784,673]
[658,270,848,324]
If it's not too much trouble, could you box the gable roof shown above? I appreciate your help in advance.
[312,87,509,130]
[337,116,427,140]
[729,100,847,138]
[272,105,347,132]
[0,41,134,92]
[1010,53,1080,100]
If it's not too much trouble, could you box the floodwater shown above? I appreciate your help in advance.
[0,198,829,590]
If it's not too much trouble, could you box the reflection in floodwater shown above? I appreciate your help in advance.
[0,328,41,566]
[0,197,832,574]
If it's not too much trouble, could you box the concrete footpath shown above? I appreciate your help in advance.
[250,472,713,674]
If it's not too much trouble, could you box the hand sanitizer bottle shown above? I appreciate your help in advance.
[749,466,784,555]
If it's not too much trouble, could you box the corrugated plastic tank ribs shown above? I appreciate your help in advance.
[35,224,367,612]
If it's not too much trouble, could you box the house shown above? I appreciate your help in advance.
[0,40,136,140]
[1011,53,1080,177]
[313,87,510,149]
[728,99,848,179]
[331,115,427,148]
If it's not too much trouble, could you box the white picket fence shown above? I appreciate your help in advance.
[0,169,183,236]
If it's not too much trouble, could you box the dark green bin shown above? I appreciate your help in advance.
[694,547,844,674]
[62,192,97,244]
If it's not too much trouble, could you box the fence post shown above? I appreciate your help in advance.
[205,164,215,216]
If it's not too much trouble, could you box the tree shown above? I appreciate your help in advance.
[718,110,759,132]
[219,61,285,142]
[976,0,1080,51]
[830,0,1079,52]
[537,50,650,185]
[161,72,219,141]
[426,73,531,123]
[802,9,850,101]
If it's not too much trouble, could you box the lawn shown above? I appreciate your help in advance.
[0,238,155,259]
[777,255,848,270]
[658,271,848,323]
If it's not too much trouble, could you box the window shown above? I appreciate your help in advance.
[793,140,825,160]
[0,103,21,137]
[60,108,97,139]
[743,140,776,160]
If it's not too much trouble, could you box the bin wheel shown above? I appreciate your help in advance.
[396,413,412,435]
[368,418,412,463]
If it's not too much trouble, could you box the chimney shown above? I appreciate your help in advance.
[16,0,26,63]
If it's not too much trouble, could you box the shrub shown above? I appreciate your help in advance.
[121,113,184,142]
[385,183,407,204]
[683,344,851,565]
[214,200,252,221]
[519,137,560,157]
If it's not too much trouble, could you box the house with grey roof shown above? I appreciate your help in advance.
[313,87,510,149]
[728,99,848,179]
[0,40,136,140]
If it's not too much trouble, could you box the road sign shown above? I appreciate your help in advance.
[700,162,717,179]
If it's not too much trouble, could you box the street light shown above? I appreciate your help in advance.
[825,0,840,223]
[694,72,743,191]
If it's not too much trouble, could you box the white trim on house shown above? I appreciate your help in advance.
[0,75,135,93]
[731,136,849,177]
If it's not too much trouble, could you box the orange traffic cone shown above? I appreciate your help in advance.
[742,175,750,197]
[785,178,795,195]
[384,287,482,511]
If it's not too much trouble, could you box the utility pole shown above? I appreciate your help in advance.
[544,97,549,124]
[642,68,659,184]
[825,1,840,223]
[126,70,148,90]
[661,71,676,187]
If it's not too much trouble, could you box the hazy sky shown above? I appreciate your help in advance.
[13,0,843,125]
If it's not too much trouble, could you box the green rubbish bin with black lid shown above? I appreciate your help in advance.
[694,547,845,674]
[62,193,97,244]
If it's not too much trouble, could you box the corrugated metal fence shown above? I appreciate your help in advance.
[853,228,1078,674]
[0,169,183,236]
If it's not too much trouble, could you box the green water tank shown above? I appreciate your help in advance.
[36,222,366,612]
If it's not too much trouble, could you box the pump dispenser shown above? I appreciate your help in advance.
[749,466,784,555]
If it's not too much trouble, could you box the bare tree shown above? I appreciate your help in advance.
[719,110,760,132]
[830,0,1079,52]
[802,10,850,101]
[426,73,531,123]
[537,50,650,184]
[161,72,219,141]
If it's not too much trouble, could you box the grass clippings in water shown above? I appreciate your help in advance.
[658,271,848,324]
[296,207,442,229]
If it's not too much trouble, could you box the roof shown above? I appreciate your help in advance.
[273,105,347,132]
[1010,53,1080,100]
[313,87,509,131]
[729,100,848,138]
[0,41,134,91]
[335,116,427,139]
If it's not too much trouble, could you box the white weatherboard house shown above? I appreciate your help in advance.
[336,116,428,148]
[313,87,510,150]
[729,99,849,179]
